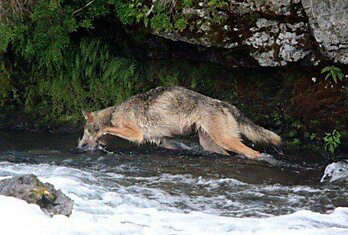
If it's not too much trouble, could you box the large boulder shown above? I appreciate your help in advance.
[301,0,348,64]
[138,0,348,67]
[0,174,74,217]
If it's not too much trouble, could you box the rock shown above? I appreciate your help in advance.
[0,174,74,217]
[301,0,348,64]
[321,160,348,183]
[138,0,348,66]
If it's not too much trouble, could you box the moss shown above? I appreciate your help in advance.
[208,0,229,10]
[243,12,261,22]
[174,18,188,31]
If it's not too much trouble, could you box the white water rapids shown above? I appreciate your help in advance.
[1,161,347,235]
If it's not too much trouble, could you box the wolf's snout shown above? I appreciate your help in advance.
[79,143,88,149]
[77,138,99,152]
[76,143,89,152]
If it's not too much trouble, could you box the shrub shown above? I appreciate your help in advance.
[321,65,345,84]
[324,130,341,155]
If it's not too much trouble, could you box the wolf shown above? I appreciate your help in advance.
[77,86,281,158]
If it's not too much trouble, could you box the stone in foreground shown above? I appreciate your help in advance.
[0,174,74,217]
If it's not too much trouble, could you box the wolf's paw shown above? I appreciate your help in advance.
[247,150,261,158]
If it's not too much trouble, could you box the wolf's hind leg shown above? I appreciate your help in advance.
[216,136,260,158]
[198,130,229,155]
[201,115,260,158]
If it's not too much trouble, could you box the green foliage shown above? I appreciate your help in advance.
[208,0,229,9]
[244,12,261,22]
[175,18,188,31]
[309,133,317,141]
[0,0,111,74]
[211,13,225,24]
[112,0,178,32]
[158,73,180,87]
[151,13,173,32]
[0,24,16,52]
[290,138,301,146]
[182,0,194,8]
[324,130,341,155]
[272,113,283,127]
[0,62,12,108]
[321,65,345,84]
[112,0,149,25]
[34,39,140,123]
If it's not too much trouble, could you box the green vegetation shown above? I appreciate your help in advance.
[243,12,261,22]
[151,13,173,32]
[324,130,341,155]
[114,0,149,25]
[0,22,236,126]
[175,18,188,31]
[182,0,194,8]
[321,65,345,84]
[208,0,229,9]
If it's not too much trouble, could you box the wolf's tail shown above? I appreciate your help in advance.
[238,117,281,146]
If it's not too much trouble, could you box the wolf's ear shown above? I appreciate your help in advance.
[82,109,94,122]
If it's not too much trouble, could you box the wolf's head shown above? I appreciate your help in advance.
[77,110,100,152]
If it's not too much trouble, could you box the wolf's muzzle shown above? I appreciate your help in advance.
[76,143,92,153]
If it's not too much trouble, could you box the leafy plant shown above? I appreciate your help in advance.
[324,130,341,155]
[113,0,149,25]
[290,138,301,146]
[272,113,282,127]
[321,65,345,84]
[309,133,317,141]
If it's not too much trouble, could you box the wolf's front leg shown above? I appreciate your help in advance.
[96,125,144,143]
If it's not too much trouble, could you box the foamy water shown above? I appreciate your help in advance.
[1,161,348,235]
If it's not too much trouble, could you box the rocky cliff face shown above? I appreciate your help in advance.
[144,0,348,67]
[302,0,348,64]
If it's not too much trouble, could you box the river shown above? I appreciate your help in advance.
[0,131,347,234]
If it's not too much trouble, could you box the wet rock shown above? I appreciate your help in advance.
[321,160,348,183]
[0,174,74,216]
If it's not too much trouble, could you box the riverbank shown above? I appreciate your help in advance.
[1,0,347,160]
[1,60,347,159]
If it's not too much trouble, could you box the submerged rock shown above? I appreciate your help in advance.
[0,174,74,217]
